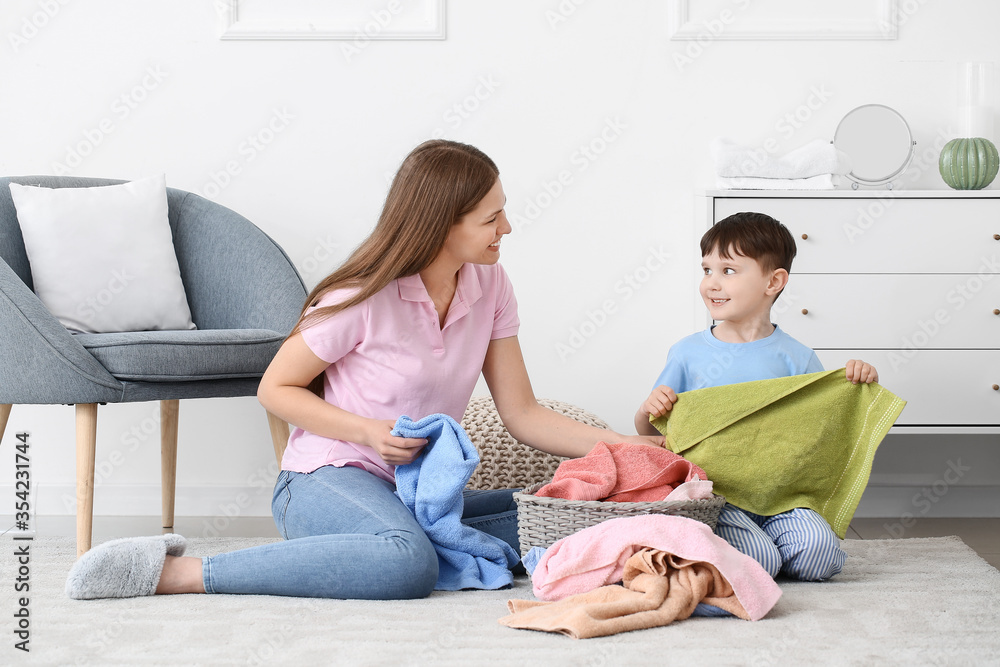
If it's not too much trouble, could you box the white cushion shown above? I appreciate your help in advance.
[9,175,196,333]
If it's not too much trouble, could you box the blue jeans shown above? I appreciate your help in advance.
[201,465,520,599]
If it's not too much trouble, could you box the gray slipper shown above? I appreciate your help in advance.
[65,533,188,600]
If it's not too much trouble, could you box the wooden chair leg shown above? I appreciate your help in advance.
[160,400,179,530]
[0,404,11,443]
[75,403,98,557]
[266,410,289,466]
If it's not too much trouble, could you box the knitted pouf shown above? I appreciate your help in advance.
[461,397,610,491]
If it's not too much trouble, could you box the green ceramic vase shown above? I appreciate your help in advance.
[939,137,999,190]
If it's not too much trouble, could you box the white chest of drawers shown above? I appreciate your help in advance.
[702,190,1000,432]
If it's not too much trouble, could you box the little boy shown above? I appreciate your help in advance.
[635,211,878,581]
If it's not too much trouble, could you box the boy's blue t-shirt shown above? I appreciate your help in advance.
[652,325,823,393]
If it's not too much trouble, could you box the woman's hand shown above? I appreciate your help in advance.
[845,359,879,385]
[361,419,428,466]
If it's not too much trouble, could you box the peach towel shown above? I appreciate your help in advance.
[525,515,781,618]
[500,548,753,638]
[534,442,707,502]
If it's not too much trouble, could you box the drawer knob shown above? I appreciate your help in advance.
[801,308,809,315]
[801,233,809,240]
[994,384,1000,391]
[995,234,1000,241]
[995,309,1000,315]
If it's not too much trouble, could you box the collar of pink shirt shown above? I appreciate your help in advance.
[396,263,484,330]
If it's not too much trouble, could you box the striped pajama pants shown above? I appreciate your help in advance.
[714,503,846,581]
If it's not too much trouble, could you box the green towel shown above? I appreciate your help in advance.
[650,369,906,538]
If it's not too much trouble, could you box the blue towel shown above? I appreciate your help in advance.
[521,546,547,575]
[393,414,520,591]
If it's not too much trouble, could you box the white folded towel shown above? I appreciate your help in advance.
[711,137,852,179]
[715,174,841,191]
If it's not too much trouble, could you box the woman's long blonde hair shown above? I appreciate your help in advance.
[291,139,500,339]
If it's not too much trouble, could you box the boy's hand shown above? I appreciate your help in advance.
[845,359,879,385]
[634,385,679,435]
[642,386,678,420]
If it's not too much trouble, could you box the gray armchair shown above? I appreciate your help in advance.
[0,176,307,555]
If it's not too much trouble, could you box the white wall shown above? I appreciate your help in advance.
[1,0,997,523]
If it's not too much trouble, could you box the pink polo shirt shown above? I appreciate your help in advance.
[280,261,520,482]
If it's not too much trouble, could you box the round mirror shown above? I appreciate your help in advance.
[833,104,916,188]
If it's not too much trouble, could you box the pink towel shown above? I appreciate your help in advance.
[501,548,759,637]
[527,515,782,621]
[534,442,707,502]
[664,479,715,501]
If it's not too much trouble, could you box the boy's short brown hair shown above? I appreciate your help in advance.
[700,211,796,273]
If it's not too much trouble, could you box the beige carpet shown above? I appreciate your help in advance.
[3,535,998,666]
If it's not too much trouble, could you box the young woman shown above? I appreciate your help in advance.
[66,140,663,601]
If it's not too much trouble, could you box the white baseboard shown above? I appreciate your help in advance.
[4,483,998,520]
[854,485,1000,519]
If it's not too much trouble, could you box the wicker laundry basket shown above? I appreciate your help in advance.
[513,482,727,557]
